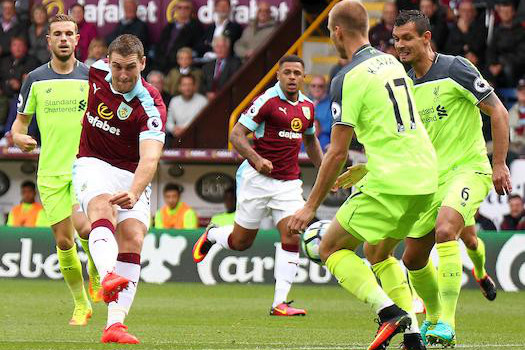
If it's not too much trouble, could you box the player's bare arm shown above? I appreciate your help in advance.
[478,92,512,195]
[288,125,354,232]
[11,113,37,152]
[230,122,273,175]
[303,133,323,168]
[110,140,163,209]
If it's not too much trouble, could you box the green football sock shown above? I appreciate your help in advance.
[57,245,90,307]
[326,249,393,313]
[78,237,98,281]
[437,241,462,329]
[408,258,441,324]
[466,237,486,280]
[372,257,418,330]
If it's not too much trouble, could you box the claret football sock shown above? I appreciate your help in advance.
[107,253,141,328]
[207,225,234,250]
[89,219,118,281]
[273,244,300,308]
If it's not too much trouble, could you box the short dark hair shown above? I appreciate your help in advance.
[164,183,183,194]
[21,180,36,191]
[108,34,144,59]
[278,55,304,68]
[10,36,27,46]
[49,14,78,33]
[509,194,523,202]
[179,73,196,85]
[70,3,84,13]
[395,10,431,35]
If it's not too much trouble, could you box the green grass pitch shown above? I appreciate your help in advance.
[1,279,524,350]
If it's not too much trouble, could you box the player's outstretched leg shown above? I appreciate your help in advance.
[102,253,141,344]
[88,218,127,303]
[461,226,496,301]
[53,218,92,326]
[270,217,305,316]
[270,244,305,316]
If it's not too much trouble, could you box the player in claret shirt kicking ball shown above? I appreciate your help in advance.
[72,34,166,344]
[193,55,323,316]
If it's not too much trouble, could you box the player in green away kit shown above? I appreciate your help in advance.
[11,14,100,325]
[289,2,438,349]
[391,11,512,347]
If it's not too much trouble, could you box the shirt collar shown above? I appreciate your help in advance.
[105,73,143,102]
[274,82,305,104]
[353,44,372,59]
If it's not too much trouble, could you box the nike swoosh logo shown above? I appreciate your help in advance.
[273,307,287,315]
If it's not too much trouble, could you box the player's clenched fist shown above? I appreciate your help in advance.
[254,157,273,176]
[13,134,37,152]
[110,191,139,209]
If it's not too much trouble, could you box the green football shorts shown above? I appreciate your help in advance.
[335,186,434,245]
[408,170,492,239]
[37,175,78,226]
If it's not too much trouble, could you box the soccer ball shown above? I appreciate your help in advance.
[301,220,331,265]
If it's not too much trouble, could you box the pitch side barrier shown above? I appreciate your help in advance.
[0,227,524,291]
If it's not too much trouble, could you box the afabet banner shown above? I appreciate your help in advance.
[37,0,294,44]
[1,227,524,291]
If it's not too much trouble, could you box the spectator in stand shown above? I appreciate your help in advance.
[0,37,39,99]
[146,70,171,107]
[70,3,97,62]
[444,0,487,68]
[369,2,398,52]
[199,0,242,60]
[7,180,47,227]
[0,0,26,58]
[107,0,149,51]
[27,4,49,64]
[234,1,277,61]
[154,183,198,229]
[396,0,419,11]
[474,209,497,231]
[154,0,204,74]
[329,57,349,81]
[486,1,525,88]
[501,194,525,230]
[83,37,107,66]
[509,78,525,155]
[419,0,448,50]
[202,35,241,100]
[210,186,236,227]
[164,47,203,96]
[167,74,207,138]
[308,75,331,151]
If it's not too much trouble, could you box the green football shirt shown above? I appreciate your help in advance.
[331,45,437,195]
[408,54,492,182]
[17,61,89,176]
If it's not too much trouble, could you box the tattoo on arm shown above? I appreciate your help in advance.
[478,93,499,115]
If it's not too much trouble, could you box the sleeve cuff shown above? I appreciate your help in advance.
[332,121,355,128]
[239,114,259,131]
[139,130,165,143]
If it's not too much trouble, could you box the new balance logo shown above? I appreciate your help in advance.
[279,107,287,115]
[92,83,101,95]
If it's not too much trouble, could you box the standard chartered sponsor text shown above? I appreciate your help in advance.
[44,99,78,114]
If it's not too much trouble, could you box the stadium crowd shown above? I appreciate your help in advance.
[0,0,524,229]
